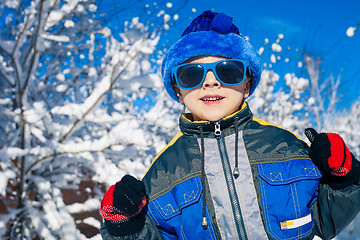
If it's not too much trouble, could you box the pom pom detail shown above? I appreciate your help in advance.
[212,13,233,34]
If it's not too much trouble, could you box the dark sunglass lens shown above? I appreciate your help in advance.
[216,61,245,84]
[177,64,204,88]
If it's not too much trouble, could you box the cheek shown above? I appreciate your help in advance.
[232,83,248,96]
[179,89,196,103]
[181,93,194,106]
[225,88,246,105]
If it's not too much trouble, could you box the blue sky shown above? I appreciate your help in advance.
[171,0,360,109]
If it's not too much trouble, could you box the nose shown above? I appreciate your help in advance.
[203,70,221,88]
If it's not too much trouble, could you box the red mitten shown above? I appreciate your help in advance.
[100,175,147,236]
[305,128,360,188]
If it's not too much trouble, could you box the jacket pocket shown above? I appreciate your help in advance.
[258,159,321,240]
[147,176,216,239]
[151,176,202,220]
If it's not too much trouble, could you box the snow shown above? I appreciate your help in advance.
[0,97,11,105]
[164,14,171,23]
[56,73,65,81]
[64,20,75,28]
[67,198,100,214]
[46,11,64,29]
[89,234,102,240]
[4,0,19,8]
[83,217,101,229]
[346,27,356,37]
[284,73,309,91]
[308,97,315,105]
[0,147,26,161]
[41,34,70,42]
[270,54,276,63]
[157,10,165,17]
[0,169,16,195]
[259,47,264,55]
[88,4,97,12]
[272,43,282,52]
[45,0,81,30]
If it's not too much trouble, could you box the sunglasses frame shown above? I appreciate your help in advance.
[171,59,251,90]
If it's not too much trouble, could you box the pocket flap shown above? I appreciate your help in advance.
[258,159,322,185]
[151,176,202,220]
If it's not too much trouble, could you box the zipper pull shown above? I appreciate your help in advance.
[214,121,221,138]
[202,216,208,229]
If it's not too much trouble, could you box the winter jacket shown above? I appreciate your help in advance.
[100,102,360,240]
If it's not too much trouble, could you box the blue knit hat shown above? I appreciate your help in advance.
[162,10,262,102]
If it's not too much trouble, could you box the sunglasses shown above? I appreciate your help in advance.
[171,59,252,90]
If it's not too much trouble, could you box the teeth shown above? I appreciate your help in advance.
[202,97,223,102]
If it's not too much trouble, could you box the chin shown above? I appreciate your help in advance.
[202,114,225,122]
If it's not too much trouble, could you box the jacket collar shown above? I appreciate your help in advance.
[179,101,253,136]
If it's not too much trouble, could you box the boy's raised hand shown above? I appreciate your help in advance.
[305,128,360,188]
[100,175,147,236]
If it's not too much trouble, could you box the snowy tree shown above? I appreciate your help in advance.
[0,0,185,239]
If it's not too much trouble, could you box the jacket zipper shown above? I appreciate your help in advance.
[214,121,248,240]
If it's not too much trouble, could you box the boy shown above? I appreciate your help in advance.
[100,10,360,240]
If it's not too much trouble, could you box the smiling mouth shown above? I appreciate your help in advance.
[201,96,224,102]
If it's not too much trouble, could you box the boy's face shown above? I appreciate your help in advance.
[177,56,251,122]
